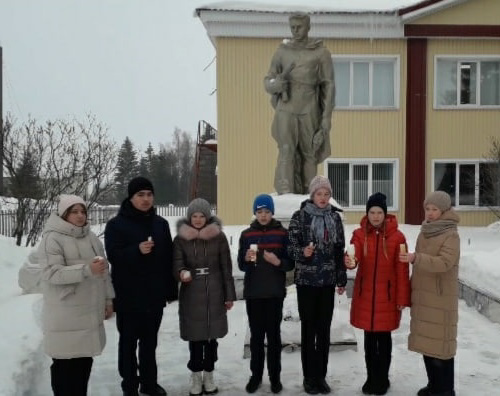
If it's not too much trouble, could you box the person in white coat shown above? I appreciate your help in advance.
[38,194,114,396]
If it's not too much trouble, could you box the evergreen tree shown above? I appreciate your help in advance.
[10,150,42,199]
[138,143,154,179]
[114,137,139,201]
[150,146,178,204]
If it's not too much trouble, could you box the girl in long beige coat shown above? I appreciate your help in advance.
[39,195,114,396]
[400,191,460,396]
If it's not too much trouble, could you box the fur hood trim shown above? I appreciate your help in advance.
[176,216,222,241]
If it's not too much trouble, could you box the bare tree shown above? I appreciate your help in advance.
[2,114,118,246]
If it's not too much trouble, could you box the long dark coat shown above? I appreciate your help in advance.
[173,217,236,341]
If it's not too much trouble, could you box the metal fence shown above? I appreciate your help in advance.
[0,204,207,238]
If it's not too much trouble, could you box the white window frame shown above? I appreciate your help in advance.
[332,55,400,110]
[434,55,500,109]
[432,159,500,210]
[325,158,399,211]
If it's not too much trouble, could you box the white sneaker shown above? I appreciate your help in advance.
[189,371,203,396]
[203,370,218,394]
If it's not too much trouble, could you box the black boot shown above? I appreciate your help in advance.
[371,358,390,395]
[270,376,283,394]
[371,333,391,396]
[245,376,261,393]
[303,377,319,395]
[417,385,430,396]
[372,379,390,395]
[362,349,374,394]
[316,378,331,394]
[139,383,167,396]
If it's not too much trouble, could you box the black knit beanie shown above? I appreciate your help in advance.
[128,176,154,199]
[366,192,387,215]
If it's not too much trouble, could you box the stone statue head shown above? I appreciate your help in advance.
[288,12,310,26]
[288,12,310,42]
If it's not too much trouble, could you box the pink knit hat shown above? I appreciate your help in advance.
[308,175,332,198]
[58,194,86,217]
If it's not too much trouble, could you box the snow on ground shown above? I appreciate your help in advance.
[1,215,500,395]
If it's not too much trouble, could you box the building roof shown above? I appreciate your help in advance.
[196,0,423,14]
[195,0,473,42]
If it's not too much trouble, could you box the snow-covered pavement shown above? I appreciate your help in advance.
[3,220,500,395]
[28,296,500,395]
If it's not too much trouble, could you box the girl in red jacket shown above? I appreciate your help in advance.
[345,192,411,395]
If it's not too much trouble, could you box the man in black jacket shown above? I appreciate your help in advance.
[105,177,178,396]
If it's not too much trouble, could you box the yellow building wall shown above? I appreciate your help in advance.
[217,37,408,225]
[413,0,500,25]
[426,39,500,226]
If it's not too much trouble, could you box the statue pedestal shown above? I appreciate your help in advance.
[271,192,345,227]
[243,286,358,358]
[272,193,309,228]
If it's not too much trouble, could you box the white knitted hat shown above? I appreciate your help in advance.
[58,194,86,217]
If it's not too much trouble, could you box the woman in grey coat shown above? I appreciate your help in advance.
[173,198,236,396]
[38,194,114,396]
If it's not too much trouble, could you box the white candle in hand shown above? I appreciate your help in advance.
[346,244,355,268]
[181,270,191,281]
[400,244,406,254]
[250,244,258,262]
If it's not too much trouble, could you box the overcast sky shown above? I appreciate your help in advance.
[0,0,217,150]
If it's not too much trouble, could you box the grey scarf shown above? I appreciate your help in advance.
[421,218,457,238]
[304,202,338,249]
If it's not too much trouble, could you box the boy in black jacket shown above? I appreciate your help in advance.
[238,194,293,394]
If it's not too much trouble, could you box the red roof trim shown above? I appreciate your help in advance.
[405,24,500,37]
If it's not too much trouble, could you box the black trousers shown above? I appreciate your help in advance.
[424,355,454,393]
[246,297,284,380]
[364,331,392,386]
[188,339,219,372]
[50,357,93,396]
[297,285,335,380]
[116,310,164,392]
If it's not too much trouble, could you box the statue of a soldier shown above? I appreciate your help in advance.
[264,12,334,195]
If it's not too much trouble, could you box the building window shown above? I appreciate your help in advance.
[327,160,398,209]
[333,56,399,108]
[434,161,500,207]
[435,57,500,107]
